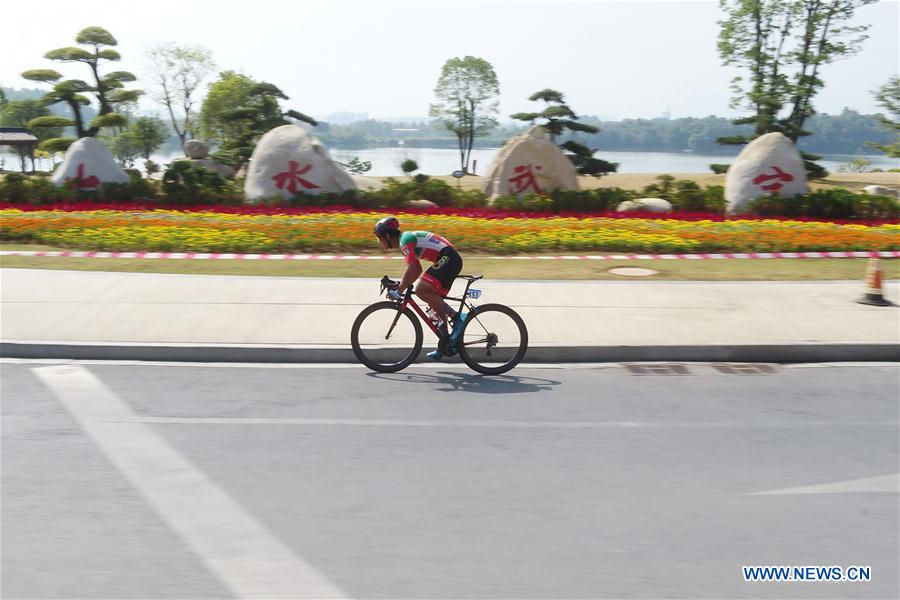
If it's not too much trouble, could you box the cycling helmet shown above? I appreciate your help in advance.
[373,216,400,238]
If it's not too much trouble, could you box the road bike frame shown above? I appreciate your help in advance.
[383,275,482,342]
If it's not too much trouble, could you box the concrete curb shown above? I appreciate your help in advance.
[2,340,897,364]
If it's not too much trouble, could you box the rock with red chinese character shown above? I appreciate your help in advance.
[50,137,130,190]
[725,132,808,214]
[481,125,578,198]
[616,198,672,213]
[244,125,356,201]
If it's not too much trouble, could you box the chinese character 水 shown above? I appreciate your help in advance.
[272,160,320,193]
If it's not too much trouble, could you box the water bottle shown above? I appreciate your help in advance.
[426,308,444,328]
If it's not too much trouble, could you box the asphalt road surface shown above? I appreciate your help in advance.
[2,360,898,599]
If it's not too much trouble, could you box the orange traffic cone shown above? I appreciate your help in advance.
[857,256,893,306]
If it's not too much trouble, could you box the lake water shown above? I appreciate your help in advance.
[4,146,897,177]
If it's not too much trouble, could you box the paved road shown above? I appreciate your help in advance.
[2,360,898,599]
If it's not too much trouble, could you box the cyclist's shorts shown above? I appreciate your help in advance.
[421,246,462,296]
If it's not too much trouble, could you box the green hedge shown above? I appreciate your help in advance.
[491,188,636,212]
[638,175,727,213]
[748,188,899,220]
[0,172,162,204]
[2,170,897,221]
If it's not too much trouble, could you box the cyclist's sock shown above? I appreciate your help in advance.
[442,301,458,321]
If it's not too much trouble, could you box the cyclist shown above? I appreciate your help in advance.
[373,216,467,360]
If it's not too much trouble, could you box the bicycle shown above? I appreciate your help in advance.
[350,274,528,375]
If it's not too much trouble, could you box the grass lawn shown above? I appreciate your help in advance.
[425,171,900,193]
[3,244,896,281]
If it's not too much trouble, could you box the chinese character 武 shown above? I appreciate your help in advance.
[508,164,544,195]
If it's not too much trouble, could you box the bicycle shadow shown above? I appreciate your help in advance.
[365,370,561,394]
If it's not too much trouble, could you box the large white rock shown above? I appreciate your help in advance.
[725,132,808,214]
[862,185,899,198]
[482,125,578,198]
[51,137,130,189]
[244,125,356,201]
[617,198,672,213]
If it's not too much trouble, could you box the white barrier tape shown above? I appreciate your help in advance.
[2,250,898,260]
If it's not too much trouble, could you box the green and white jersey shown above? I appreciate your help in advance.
[399,231,453,264]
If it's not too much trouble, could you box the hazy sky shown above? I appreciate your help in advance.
[3,0,898,122]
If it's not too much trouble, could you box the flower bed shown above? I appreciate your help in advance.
[1,204,897,254]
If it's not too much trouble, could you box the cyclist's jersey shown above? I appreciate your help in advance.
[399,231,454,265]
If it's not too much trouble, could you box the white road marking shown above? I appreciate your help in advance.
[33,364,348,599]
[135,416,899,429]
[749,473,900,495]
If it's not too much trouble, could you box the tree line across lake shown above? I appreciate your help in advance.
[307,110,893,156]
[2,87,893,159]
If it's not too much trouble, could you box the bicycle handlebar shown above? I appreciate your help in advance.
[380,275,412,302]
[379,275,398,294]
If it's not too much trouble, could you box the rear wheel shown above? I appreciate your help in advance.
[351,301,423,372]
[456,303,528,375]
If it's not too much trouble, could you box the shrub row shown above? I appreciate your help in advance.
[1,168,895,221]
[749,188,899,220]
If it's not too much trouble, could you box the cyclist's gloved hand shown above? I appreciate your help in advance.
[380,275,401,299]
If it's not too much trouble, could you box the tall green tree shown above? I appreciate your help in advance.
[429,56,500,173]
[867,76,900,158]
[199,71,316,164]
[106,115,170,167]
[20,26,142,152]
[146,44,216,153]
[717,0,876,177]
[511,89,616,177]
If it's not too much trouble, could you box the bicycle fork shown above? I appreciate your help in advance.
[385,304,405,340]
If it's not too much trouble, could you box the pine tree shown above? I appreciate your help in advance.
[511,89,617,177]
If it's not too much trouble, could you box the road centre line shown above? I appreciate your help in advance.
[33,364,347,600]
[136,417,898,429]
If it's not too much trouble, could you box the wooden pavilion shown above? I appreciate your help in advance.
[0,127,39,172]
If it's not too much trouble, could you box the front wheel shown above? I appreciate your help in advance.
[351,301,423,372]
[456,304,528,375]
